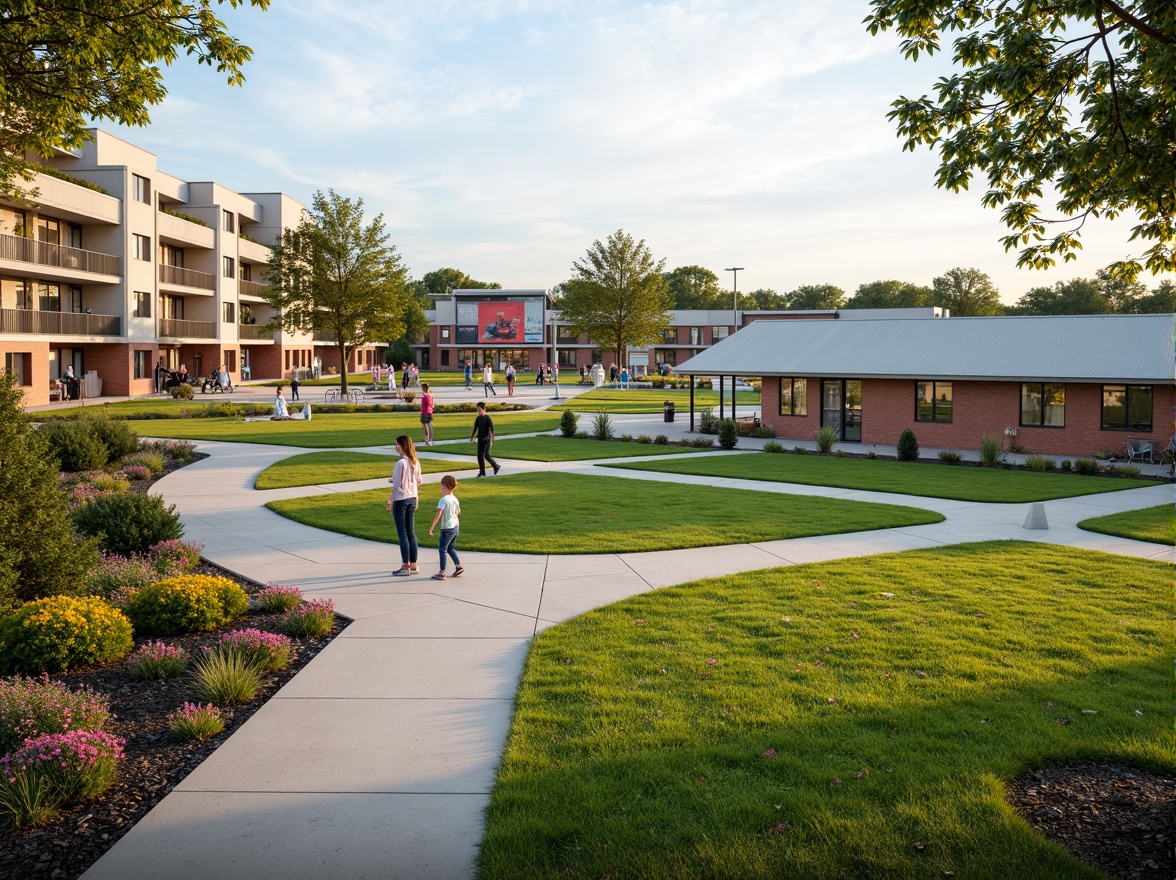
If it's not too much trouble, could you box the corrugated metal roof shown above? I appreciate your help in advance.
[677,314,1176,382]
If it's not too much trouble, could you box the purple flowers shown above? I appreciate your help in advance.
[0,676,110,756]
[168,702,223,742]
[2,730,125,776]
[256,584,304,613]
[146,539,203,575]
[282,598,335,638]
[215,629,292,672]
[121,464,151,480]
[129,641,188,680]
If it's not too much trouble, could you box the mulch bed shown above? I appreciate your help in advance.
[1006,763,1174,879]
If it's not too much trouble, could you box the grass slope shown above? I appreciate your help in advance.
[265,472,943,554]
[607,452,1155,503]
[254,452,477,490]
[479,542,1172,880]
[1077,504,1174,545]
[553,387,760,414]
[439,436,716,462]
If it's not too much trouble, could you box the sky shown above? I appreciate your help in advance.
[111,0,1172,304]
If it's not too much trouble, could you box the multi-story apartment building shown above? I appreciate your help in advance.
[0,130,384,407]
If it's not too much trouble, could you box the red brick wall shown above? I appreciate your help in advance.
[760,376,1174,456]
[246,344,283,381]
[0,340,50,406]
[83,343,157,398]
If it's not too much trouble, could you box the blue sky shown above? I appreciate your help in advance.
[114,0,1170,303]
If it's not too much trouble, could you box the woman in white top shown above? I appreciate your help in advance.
[272,387,289,419]
[482,363,497,397]
[386,434,422,575]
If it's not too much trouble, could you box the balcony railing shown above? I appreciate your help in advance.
[238,324,276,341]
[158,318,216,338]
[313,330,338,343]
[158,264,215,290]
[0,233,120,276]
[1,308,120,336]
[238,279,269,297]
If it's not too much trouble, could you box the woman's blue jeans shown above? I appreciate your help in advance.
[438,527,460,571]
[392,498,418,564]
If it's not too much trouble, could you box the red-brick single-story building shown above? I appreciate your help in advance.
[677,313,1175,457]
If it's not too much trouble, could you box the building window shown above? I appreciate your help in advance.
[440,349,450,367]
[915,381,953,422]
[224,350,236,372]
[779,377,807,416]
[132,174,150,204]
[558,326,580,343]
[440,326,451,341]
[712,326,730,340]
[38,283,61,312]
[240,263,252,282]
[160,294,184,319]
[689,327,703,345]
[223,256,235,278]
[133,291,152,317]
[4,352,30,385]
[223,210,235,233]
[1101,385,1153,432]
[223,302,236,323]
[64,286,82,313]
[133,350,150,379]
[160,245,184,267]
[15,282,30,310]
[132,234,150,261]
[557,349,576,368]
[1020,383,1065,428]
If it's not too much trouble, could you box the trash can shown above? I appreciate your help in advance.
[663,401,675,423]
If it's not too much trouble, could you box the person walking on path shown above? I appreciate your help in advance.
[470,401,500,477]
[464,359,473,390]
[482,363,497,397]
[289,372,300,401]
[409,363,419,386]
[536,363,545,385]
[419,383,435,446]
[154,357,167,394]
[505,363,516,396]
[427,474,464,580]
[401,362,411,391]
[387,434,422,576]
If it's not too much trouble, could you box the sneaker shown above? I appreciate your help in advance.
[432,571,446,580]
[475,474,485,478]
[452,566,464,577]
[392,568,412,577]
[492,464,501,475]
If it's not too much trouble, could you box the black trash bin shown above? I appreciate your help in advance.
[663,401,675,423]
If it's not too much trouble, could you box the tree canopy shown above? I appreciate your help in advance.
[664,266,725,309]
[261,190,410,394]
[1008,270,1171,314]
[0,0,267,197]
[867,1,1176,280]
[782,284,846,311]
[931,267,1004,316]
[416,268,501,295]
[560,230,672,369]
[845,280,933,310]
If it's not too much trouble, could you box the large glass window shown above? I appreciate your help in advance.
[222,256,235,278]
[15,281,30,310]
[132,174,150,204]
[915,381,952,422]
[37,282,60,312]
[133,291,151,318]
[1101,385,1153,432]
[4,352,29,385]
[1021,383,1066,427]
[779,377,807,416]
[223,302,235,323]
[222,210,235,233]
[132,233,150,261]
[440,326,451,341]
[134,350,150,379]
[159,245,184,267]
[712,326,730,340]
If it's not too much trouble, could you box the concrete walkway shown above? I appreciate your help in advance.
[83,437,1172,880]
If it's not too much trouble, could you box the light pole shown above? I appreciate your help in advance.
[725,267,744,331]
[551,313,560,400]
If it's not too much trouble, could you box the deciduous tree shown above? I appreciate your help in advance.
[931,268,1003,316]
[845,280,933,309]
[782,284,845,311]
[1009,279,1111,315]
[664,266,725,309]
[261,190,410,395]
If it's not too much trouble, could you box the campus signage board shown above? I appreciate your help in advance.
[456,298,545,345]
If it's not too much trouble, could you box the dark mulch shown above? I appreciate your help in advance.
[1006,763,1175,879]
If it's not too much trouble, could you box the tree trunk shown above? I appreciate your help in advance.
[338,341,349,394]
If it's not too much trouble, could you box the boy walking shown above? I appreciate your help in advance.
[482,363,497,397]
[428,475,463,580]
[464,359,473,390]
[470,401,500,477]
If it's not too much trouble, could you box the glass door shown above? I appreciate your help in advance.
[843,380,862,442]
[822,379,862,441]
[822,380,842,437]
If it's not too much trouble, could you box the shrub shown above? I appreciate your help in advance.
[636,435,652,444]
[1074,457,1101,476]
[1061,459,1072,471]
[977,433,1007,468]
[171,382,194,400]
[215,629,291,672]
[793,446,808,455]
[654,434,669,445]
[168,702,224,742]
[1024,454,1056,472]
[162,439,197,462]
[121,464,151,481]
[89,472,128,493]
[86,416,139,461]
[750,426,777,439]
[718,419,738,449]
[85,553,160,602]
[619,433,633,443]
[763,441,784,454]
[73,492,183,556]
[814,426,838,454]
[129,641,188,680]
[867,451,878,460]
[690,437,715,448]
[121,450,166,475]
[189,649,262,705]
[0,766,59,828]
[937,450,962,465]
[283,598,336,638]
[559,410,579,438]
[574,431,589,440]
[1120,465,1141,478]
[1103,462,1121,477]
[147,539,203,575]
[896,429,919,462]
[257,584,303,613]
[0,676,110,756]
[0,730,124,825]
[0,597,133,675]
[125,575,248,635]
[591,411,614,441]
[698,412,718,434]
[834,449,847,458]
[38,420,109,472]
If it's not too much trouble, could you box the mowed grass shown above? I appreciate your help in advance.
[123,411,561,449]
[479,542,1172,880]
[607,452,1155,503]
[254,451,478,489]
[439,436,717,462]
[265,472,943,554]
[553,387,760,414]
[1078,504,1174,545]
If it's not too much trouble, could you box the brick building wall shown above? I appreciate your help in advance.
[84,342,158,398]
[0,340,50,406]
[246,344,282,381]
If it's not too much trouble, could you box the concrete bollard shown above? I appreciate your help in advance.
[1022,502,1049,530]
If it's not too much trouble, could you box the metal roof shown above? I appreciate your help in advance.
[677,314,1176,383]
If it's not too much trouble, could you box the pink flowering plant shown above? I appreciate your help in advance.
[168,702,223,743]
[121,464,151,481]
[129,641,188,680]
[215,629,291,672]
[256,584,303,613]
[0,676,111,755]
[85,553,158,601]
[282,598,335,638]
[146,539,203,576]
[1,730,125,804]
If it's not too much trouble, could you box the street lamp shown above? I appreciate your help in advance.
[550,312,560,400]
[725,267,744,331]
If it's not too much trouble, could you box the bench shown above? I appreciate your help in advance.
[1124,438,1156,464]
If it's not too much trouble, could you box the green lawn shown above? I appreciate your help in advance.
[438,436,717,462]
[254,451,478,490]
[125,411,561,449]
[265,472,943,554]
[553,387,760,414]
[257,369,471,387]
[479,542,1172,879]
[607,452,1155,503]
[1077,504,1174,545]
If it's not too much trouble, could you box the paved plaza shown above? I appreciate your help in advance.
[79,394,1172,880]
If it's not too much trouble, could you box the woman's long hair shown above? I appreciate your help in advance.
[395,434,418,465]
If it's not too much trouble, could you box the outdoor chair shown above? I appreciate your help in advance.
[1122,437,1156,464]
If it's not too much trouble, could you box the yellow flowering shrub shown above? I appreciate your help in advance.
[125,575,248,635]
[0,596,133,674]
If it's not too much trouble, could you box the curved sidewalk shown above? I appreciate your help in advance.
[83,440,1172,880]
